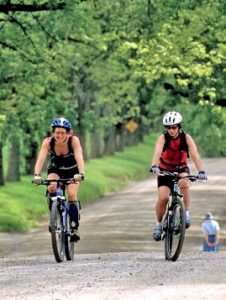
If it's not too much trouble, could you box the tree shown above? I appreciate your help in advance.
[1,0,226,185]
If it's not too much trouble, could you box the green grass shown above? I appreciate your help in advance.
[0,133,157,232]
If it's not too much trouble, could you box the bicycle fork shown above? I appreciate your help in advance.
[52,195,69,235]
[162,195,177,237]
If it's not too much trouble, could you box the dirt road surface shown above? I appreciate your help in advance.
[0,158,226,299]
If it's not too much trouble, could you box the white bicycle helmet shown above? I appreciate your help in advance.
[163,111,182,126]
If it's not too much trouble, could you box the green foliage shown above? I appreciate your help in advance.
[176,102,226,157]
[0,0,226,182]
[130,0,226,104]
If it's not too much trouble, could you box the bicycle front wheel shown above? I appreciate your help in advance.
[65,212,75,261]
[165,196,186,261]
[50,202,65,263]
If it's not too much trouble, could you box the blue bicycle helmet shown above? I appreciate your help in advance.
[51,117,72,130]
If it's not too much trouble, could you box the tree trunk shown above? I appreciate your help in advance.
[6,135,20,182]
[76,126,88,161]
[104,126,116,155]
[73,71,92,162]
[115,123,125,152]
[90,130,102,158]
[0,141,4,185]
[25,141,38,175]
[137,122,144,143]
[125,130,139,146]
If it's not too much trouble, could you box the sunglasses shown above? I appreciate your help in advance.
[165,125,178,130]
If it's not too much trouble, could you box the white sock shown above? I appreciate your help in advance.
[186,210,190,217]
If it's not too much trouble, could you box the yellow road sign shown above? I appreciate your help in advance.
[125,120,138,133]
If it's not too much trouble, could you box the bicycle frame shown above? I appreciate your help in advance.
[50,184,73,263]
[159,171,197,261]
[34,177,81,263]
[51,187,68,239]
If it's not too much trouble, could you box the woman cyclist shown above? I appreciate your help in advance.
[33,117,85,242]
[150,111,207,241]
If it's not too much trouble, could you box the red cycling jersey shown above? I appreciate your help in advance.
[159,132,188,171]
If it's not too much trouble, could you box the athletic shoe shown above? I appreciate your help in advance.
[185,215,191,229]
[70,229,80,242]
[153,224,162,241]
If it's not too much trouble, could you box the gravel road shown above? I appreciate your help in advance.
[0,158,226,299]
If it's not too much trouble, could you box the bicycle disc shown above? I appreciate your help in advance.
[65,212,75,261]
[50,202,65,263]
[165,197,186,261]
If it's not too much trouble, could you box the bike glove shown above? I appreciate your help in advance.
[33,175,42,185]
[198,170,207,180]
[80,172,85,181]
[74,173,85,182]
[150,166,160,174]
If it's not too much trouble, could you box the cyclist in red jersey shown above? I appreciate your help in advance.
[150,111,207,241]
[33,117,85,242]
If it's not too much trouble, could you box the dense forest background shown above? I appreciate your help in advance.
[0,0,226,185]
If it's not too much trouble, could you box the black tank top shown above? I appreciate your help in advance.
[47,136,77,170]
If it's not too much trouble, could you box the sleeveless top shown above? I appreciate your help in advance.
[159,131,189,171]
[47,136,77,171]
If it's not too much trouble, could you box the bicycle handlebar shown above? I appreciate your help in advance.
[158,170,206,182]
[32,174,83,186]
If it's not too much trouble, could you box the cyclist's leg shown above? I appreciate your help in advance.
[153,179,171,241]
[156,186,170,222]
[178,172,190,209]
[47,172,59,192]
[156,174,172,221]
[47,172,59,210]
[67,182,81,242]
[45,172,59,233]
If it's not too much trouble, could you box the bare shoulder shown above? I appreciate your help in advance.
[157,133,165,144]
[154,134,165,152]
[185,133,195,144]
[185,133,198,151]
[38,137,51,154]
[42,137,51,147]
[71,135,81,147]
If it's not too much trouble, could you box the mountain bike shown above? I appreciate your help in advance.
[34,175,82,263]
[159,171,202,261]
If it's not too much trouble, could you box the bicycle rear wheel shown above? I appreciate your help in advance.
[65,212,75,261]
[165,197,186,261]
[50,201,65,263]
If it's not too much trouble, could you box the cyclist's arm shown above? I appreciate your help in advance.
[71,136,85,174]
[186,134,204,172]
[151,134,165,166]
[34,139,50,175]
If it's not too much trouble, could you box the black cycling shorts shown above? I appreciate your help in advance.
[157,167,190,189]
[47,166,79,179]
